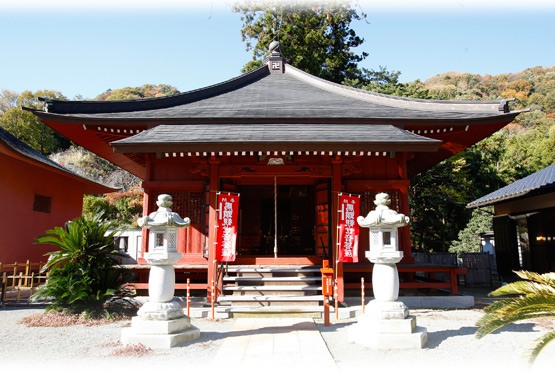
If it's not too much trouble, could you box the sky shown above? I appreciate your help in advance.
[1,0,554,100]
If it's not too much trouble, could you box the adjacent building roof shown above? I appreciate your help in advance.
[0,125,117,193]
[467,163,555,208]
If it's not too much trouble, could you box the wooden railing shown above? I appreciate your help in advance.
[0,261,48,304]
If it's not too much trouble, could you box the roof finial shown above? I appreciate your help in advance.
[269,41,282,53]
[267,40,285,74]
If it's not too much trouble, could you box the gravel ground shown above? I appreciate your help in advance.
[1,304,554,386]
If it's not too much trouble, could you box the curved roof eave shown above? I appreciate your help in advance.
[24,107,523,127]
[284,65,514,114]
[36,66,271,115]
[31,61,519,118]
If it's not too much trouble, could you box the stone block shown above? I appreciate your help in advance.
[129,315,191,334]
[121,326,200,349]
[349,324,427,349]
[357,315,417,334]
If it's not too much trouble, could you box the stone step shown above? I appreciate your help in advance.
[215,305,327,318]
[223,276,320,282]
[218,295,323,302]
[226,266,321,274]
[223,285,322,291]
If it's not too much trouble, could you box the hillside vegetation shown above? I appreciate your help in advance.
[410,66,555,252]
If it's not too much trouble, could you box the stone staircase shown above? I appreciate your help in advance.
[216,265,325,317]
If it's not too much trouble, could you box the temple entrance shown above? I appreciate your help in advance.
[236,184,317,256]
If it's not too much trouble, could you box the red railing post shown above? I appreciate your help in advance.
[361,277,365,314]
[211,278,215,320]
[187,278,191,316]
[334,279,339,320]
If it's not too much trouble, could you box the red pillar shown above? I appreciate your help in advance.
[397,154,414,264]
[332,157,344,302]
[207,158,220,300]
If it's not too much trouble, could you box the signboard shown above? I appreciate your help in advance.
[338,194,360,263]
[216,193,240,262]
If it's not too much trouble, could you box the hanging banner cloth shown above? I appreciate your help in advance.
[338,193,360,263]
[216,192,240,262]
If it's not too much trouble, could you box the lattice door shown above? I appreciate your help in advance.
[315,180,331,258]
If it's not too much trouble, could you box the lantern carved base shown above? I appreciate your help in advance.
[137,300,185,321]
[121,315,200,349]
[366,300,409,320]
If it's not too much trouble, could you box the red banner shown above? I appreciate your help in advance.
[338,194,360,263]
[216,193,240,262]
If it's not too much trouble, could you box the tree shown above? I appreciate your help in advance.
[94,84,179,101]
[83,185,144,228]
[0,90,69,155]
[233,0,368,83]
[344,66,431,98]
[476,271,555,364]
[0,89,18,114]
[449,207,493,256]
[33,212,136,317]
[409,155,474,252]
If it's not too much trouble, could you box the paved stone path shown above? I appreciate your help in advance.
[213,318,336,371]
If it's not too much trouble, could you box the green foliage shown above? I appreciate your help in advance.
[95,84,179,101]
[0,90,70,155]
[233,0,368,83]
[476,271,555,363]
[83,195,112,220]
[409,156,473,252]
[83,185,143,227]
[32,213,136,317]
[449,207,493,256]
[344,67,431,99]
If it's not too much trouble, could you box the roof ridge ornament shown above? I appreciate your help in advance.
[267,41,285,74]
[269,40,282,53]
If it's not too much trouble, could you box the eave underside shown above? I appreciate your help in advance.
[35,112,519,179]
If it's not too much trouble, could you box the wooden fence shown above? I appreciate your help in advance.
[460,252,499,287]
[413,252,498,288]
[0,261,48,305]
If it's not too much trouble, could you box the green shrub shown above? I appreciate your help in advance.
[33,212,137,318]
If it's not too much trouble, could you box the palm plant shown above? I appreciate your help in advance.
[476,270,555,363]
[33,212,136,317]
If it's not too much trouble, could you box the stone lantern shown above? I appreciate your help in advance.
[121,194,200,348]
[348,193,427,349]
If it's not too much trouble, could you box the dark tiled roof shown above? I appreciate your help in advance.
[34,62,515,122]
[467,163,555,208]
[110,123,440,153]
[0,125,116,190]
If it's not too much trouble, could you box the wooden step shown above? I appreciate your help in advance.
[226,266,321,274]
[220,265,324,311]
[223,285,322,291]
[215,305,326,318]
[218,294,323,307]
[223,276,320,282]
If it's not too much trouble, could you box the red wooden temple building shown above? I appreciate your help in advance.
[26,47,522,305]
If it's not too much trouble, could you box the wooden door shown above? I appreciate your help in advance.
[315,180,331,259]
